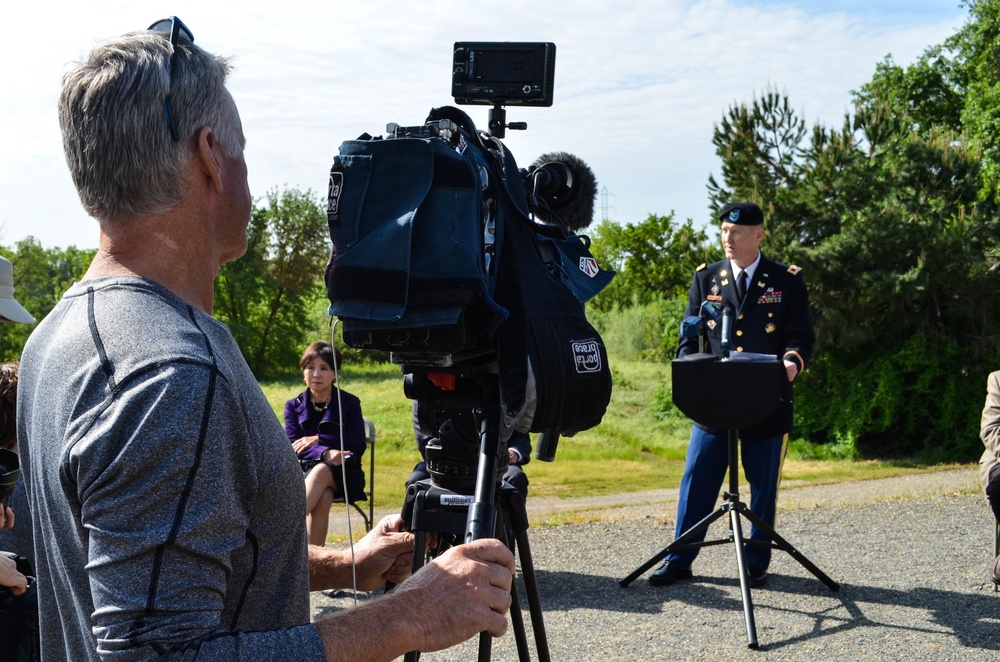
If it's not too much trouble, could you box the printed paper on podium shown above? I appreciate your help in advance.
[726,352,777,362]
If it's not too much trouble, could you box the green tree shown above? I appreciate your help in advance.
[709,36,1000,459]
[214,187,331,377]
[588,214,717,312]
[586,214,717,361]
[707,85,811,259]
[948,0,1000,195]
[854,50,963,135]
[0,239,94,361]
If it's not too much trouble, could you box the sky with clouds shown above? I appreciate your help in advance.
[1,0,968,250]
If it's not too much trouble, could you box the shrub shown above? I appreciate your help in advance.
[795,332,989,461]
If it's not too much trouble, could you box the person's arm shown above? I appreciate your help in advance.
[309,515,415,591]
[981,372,1000,460]
[412,401,433,457]
[780,268,815,382]
[317,392,367,461]
[286,395,320,453]
[288,397,325,457]
[508,432,531,466]
[284,397,304,443]
[313,538,515,661]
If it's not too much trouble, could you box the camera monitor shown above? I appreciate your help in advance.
[452,41,555,107]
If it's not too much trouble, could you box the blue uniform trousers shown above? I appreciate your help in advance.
[666,425,788,570]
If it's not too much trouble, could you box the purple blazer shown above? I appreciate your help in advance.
[283,388,366,463]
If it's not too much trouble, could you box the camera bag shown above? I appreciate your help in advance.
[326,126,505,355]
[486,143,614,436]
[325,106,613,435]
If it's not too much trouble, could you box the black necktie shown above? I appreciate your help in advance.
[737,270,747,303]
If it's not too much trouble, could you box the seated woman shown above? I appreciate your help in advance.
[284,342,366,546]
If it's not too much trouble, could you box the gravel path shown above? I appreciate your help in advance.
[312,468,1000,660]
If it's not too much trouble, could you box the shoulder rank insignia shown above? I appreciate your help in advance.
[696,263,707,272]
[787,264,802,275]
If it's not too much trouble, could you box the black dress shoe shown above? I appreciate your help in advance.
[747,565,768,588]
[648,561,693,586]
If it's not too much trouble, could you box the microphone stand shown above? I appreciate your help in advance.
[619,358,839,649]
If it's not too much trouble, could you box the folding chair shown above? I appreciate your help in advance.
[994,517,999,592]
[332,417,375,532]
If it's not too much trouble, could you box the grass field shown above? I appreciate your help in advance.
[261,357,971,516]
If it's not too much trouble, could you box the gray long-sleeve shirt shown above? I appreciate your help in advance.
[17,277,325,660]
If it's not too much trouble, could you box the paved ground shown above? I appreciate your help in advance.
[312,468,1000,660]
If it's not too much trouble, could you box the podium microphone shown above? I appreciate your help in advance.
[700,300,721,323]
[680,316,703,339]
[720,305,733,359]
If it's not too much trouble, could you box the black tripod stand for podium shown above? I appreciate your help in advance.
[399,398,550,662]
[619,356,839,649]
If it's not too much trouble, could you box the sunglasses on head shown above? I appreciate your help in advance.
[147,16,195,143]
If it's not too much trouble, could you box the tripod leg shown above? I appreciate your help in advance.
[737,503,840,591]
[730,506,759,649]
[508,578,531,661]
[469,398,504,662]
[403,493,434,662]
[513,524,551,662]
[467,401,502,544]
[619,506,730,587]
[499,486,550,662]
[502,525,532,661]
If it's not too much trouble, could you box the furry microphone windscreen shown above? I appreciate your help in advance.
[528,151,598,232]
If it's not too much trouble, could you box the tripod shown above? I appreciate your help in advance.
[399,378,549,662]
[402,478,550,662]
[619,357,839,649]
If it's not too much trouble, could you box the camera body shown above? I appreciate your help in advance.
[452,42,556,107]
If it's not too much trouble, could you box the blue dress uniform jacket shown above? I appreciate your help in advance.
[678,254,815,440]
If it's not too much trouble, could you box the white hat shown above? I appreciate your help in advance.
[0,256,35,324]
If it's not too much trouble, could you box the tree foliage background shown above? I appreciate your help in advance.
[588,0,1000,461]
[213,187,333,376]
[2,188,333,378]
[6,1,1000,462]
[0,239,94,362]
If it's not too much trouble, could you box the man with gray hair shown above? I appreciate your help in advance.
[18,18,514,660]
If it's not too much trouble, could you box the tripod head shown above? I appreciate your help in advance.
[403,360,509,496]
[399,353,510,543]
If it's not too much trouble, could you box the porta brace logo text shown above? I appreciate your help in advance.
[572,339,603,374]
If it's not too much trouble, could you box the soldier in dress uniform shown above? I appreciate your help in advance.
[649,201,815,588]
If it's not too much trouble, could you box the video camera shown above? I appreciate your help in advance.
[325,47,611,661]
[325,41,611,489]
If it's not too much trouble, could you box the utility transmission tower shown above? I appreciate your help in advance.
[601,186,616,222]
